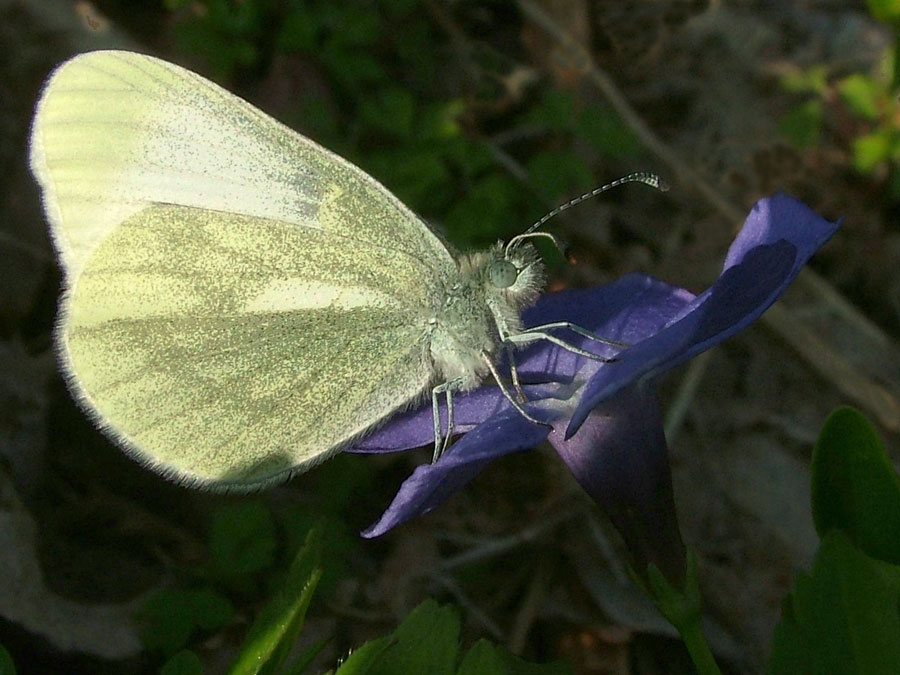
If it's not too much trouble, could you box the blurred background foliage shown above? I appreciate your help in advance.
[2,1,900,674]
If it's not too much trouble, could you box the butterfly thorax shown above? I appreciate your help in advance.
[427,243,545,391]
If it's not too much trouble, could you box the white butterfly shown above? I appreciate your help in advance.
[31,50,656,490]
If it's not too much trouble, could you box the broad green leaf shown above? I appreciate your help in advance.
[334,637,394,675]
[457,640,573,675]
[161,650,204,675]
[365,600,460,675]
[227,527,324,675]
[456,640,506,675]
[768,530,900,674]
[811,406,900,564]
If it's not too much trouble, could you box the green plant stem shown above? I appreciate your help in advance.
[676,617,722,675]
[644,553,723,675]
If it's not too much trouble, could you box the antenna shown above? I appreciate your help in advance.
[505,172,668,255]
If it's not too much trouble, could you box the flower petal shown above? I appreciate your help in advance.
[550,383,686,583]
[350,275,693,453]
[361,405,556,537]
[516,274,696,383]
[568,194,840,436]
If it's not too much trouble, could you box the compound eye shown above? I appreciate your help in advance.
[489,260,518,288]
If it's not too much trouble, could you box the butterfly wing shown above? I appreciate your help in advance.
[30,51,453,488]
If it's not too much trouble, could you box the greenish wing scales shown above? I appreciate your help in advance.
[61,205,435,488]
[30,50,455,278]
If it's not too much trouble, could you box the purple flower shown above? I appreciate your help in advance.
[349,194,840,580]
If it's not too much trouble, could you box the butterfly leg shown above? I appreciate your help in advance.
[505,328,623,362]
[524,321,630,348]
[432,379,461,462]
[505,342,526,402]
[481,352,548,427]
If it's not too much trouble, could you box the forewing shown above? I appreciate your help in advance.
[62,205,435,489]
[29,49,455,279]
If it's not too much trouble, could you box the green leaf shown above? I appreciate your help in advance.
[456,640,506,675]
[0,644,16,675]
[207,501,278,587]
[852,130,898,173]
[139,587,234,655]
[282,636,332,675]
[526,150,593,202]
[277,9,321,52]
[227,526,324,675]
[576,105,642,159]
[359,88,417,140]
[334,637,394,675]
[138,587,233,655]
[365,148,451,209]
[323,49,387,85]
[444,172,520,246]
[526,90,575,132]
[457,640,573,675]
[867,0,900,24]
[838,74,883,120]
[365,600,460,675]
[777,100,822,149]
[768,530,900,674]
[779,66,829,94]
[811,406,900,564]
[161,650,205,675]
[417,100,465,142]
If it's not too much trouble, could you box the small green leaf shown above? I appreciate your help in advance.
[327,8,380,47]
[417,100,465,142]
[323,50,387,85]
[526,150,593,202]
[867,0,900,24]
[777,100,822,149]
[277,9,320,52]
[227,526,323,675]
[191,588,236,631]
[161,650,205,675]
[779,65,829,94]
[359,88,417,139]
[207,501,278,587]
[526,90,576,132]
[838,74,883,120]
[0,644,16,675]
[852,130,897,173]
[576,105,642,159]
[768,530,900,674]
[334,637,394,675]
[365,600,460,675]
[811,406,900,564]
[139,588,234,655]
[444,172,520,245]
